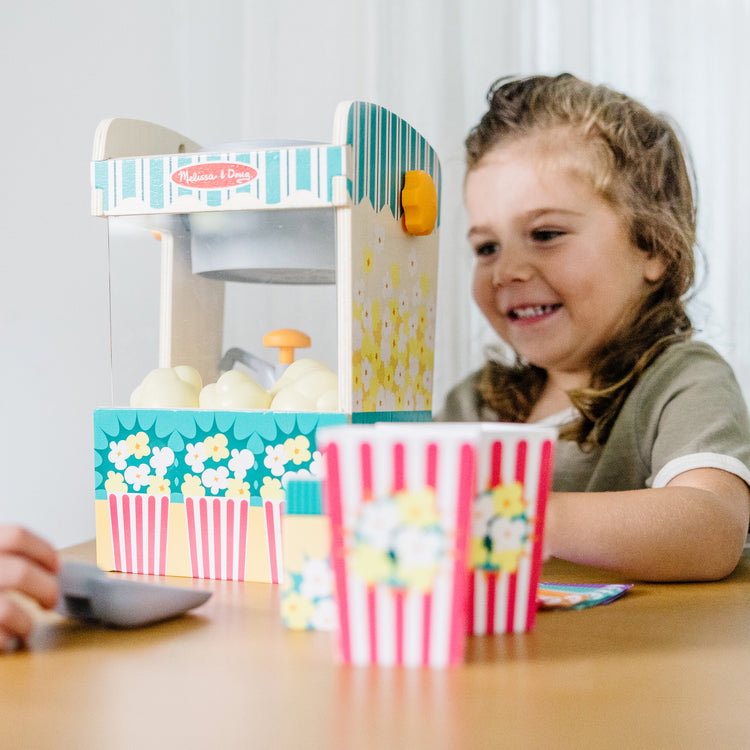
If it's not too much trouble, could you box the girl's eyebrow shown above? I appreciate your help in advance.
[525,207,585,220]
[467,225,493,241]
[467,207,585,238]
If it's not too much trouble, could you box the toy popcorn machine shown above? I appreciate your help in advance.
[91,102,442,583]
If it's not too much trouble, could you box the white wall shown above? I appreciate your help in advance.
[4,1,748,548]
[0,0,475,547]
[0,1,376,547]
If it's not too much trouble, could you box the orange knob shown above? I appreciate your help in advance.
[263,328,311,364]
[401,170,438,236]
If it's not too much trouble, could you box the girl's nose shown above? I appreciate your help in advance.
[491,246,532,286]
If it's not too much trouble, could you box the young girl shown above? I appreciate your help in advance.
[439,73,750,581]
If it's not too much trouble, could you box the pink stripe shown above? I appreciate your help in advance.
[237,500,248,582]
[134,496,144,574]
[486,571,497,634]
[466,570,476,634]
[395,591,405,666]
[515,440,527,483]
[186,497,199,577]
[199,497,210,579]
[426,442,438,488]
[147,496,156,575]
[449,443,475,664]
[491,440,503,486]
[393,442,405,491]
[526,439,555,629]
[421,593,432,666]
[360,442,373,501]
[367,586,378,665]
[159,496,169,576]
[122,494,132,573]
[264,501,279,584]
[278,500,285,580]
[325,444,351,663]
[213,498,222,579]
[226,499,235,580]
[505,573,518,632]
[108,494,121,571]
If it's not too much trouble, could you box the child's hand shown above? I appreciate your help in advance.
[0,525,60,653]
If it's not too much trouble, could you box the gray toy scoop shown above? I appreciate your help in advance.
[57,560,211,628]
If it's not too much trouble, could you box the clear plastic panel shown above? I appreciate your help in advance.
[105,211,338,408]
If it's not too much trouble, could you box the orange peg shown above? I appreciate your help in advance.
[263,328,311,364]
[401,170,438,236]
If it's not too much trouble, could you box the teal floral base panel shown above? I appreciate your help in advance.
[94,408,348,505]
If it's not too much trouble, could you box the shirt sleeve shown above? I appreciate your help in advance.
[639,343,750,488]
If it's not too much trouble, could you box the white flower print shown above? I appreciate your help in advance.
[228,448,255,479]
[264,444,288,477]
[108,440,130,471]
[185,442,208,474]
[202,466,230,495]
[299,558,334,600]
[149,446,175,477]
[357,501,400,550]
[124,463,151,491]
[309,598,338,631]
[392,526,444,570]
[488,516,527,552]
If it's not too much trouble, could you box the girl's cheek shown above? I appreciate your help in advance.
[471,266,488,302]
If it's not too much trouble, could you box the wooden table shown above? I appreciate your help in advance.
[5,541,750,749]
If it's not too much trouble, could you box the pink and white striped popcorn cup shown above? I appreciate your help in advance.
[184,495,250,581]
[317,423,480,668]
[467,424,556,635]
[108,493,170,576]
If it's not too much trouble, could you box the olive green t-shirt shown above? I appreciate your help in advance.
[436,341,750,492]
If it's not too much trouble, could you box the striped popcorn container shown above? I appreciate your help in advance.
[184,495,251,581]
[317,423,478,668]
[263,497,285,585]
[183,495,285,582]
[467,424,556,635]
[108,493,170,576]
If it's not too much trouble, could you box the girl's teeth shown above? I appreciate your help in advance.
[512,304,558,319]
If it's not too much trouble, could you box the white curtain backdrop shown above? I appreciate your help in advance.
[306,0,750,407]
[3,0,748,545]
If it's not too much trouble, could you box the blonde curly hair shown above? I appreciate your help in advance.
[465,73,696,447]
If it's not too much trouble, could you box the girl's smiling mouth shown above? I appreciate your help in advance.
[507,303,562,321]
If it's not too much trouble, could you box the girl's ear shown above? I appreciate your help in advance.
[643,252,667,283]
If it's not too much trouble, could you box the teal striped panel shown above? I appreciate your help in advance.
[121,159,136,200]
[296,148,311,191]
[94,161,109,211]
[389,112,399,219]
[94,145,346,214]
[344,103,439,223]
[149,158,164,209]
[351,411,432,424]
[265,151,281,204]
[326,147,340,202]
[285,480,323,515]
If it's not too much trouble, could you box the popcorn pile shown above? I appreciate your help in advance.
[130,359,338,412]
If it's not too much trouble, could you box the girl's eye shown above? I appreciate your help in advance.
[532,229,564,242]
[474,242,499,257]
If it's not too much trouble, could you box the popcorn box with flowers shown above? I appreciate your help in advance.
[317,422,480,668]
[94,408,346,581]
[467,424,556,634]
[280,479,338,631]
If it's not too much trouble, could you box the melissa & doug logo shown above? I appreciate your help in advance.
[171,162,258,189]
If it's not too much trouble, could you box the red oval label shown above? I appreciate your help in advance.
[170,162,258,189]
